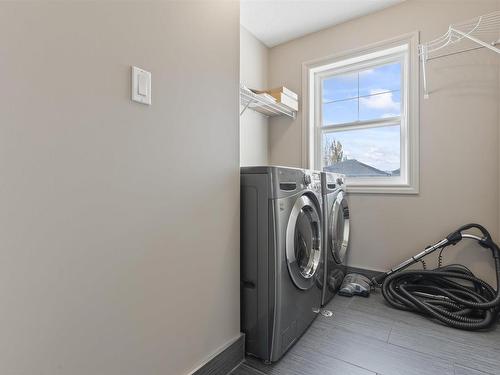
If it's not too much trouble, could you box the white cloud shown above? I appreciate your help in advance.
[326,126,400,171]
[359,89,399,111]
[359,68,375,76]
[362,147,399,166]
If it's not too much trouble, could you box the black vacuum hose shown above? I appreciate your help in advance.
[379,224,500,330]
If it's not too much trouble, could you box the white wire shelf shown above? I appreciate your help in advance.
[418,10,500,99]
[240,86,297,119]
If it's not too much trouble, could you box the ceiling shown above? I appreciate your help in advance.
[241,0,405,47]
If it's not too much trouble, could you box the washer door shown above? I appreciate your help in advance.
[286,194,322,290]
[330,190,350,264]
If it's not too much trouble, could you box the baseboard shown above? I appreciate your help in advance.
[346,266,384,280]
[191,333,245,375]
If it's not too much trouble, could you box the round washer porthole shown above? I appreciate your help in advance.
[285,194,322,290]
[329,190,350,264]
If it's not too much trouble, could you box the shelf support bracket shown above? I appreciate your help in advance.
[240,100,253,116]
[450,27,500,55]
[419,45,429,99]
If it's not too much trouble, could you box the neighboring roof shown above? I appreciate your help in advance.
[392,168,400,176]
[324,159,391,177]
[240,0,405,47]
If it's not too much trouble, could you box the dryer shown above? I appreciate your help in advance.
[240,166,323,363]
[321,171,350,306]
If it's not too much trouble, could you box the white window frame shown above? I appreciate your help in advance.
[302,32,419,194]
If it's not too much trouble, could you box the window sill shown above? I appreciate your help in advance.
[346,184,419,195]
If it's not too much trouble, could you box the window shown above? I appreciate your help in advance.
[304,33,419,194]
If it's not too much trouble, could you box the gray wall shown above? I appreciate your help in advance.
[0,2,240,375]
[240,26,270,166]
[268,0,500,284]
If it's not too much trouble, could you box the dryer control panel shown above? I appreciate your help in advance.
[321,171,346,193]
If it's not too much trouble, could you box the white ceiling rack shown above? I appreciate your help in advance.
[418,10,500,99]
[240,86,297,119]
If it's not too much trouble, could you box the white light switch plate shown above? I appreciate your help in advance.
[131,66,151,105]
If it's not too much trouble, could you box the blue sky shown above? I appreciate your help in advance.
[322,62,401,172]
[323,126,400,172]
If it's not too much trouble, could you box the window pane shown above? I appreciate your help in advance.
[359,90,400,121]
[323,98,358,126]
[322,73,358,102]
[322,125,400,177]
[359,62,401,96]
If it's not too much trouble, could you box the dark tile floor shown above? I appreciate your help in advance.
[231,291,500,375]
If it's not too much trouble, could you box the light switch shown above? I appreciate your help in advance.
[131,66,151,105]
[138,73,148,96]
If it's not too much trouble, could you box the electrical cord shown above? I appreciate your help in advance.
[377,224,500,330]
[438,246,447,268]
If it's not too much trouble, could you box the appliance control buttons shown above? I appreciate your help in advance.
[304,174,312,185]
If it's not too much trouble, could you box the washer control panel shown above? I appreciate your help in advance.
[303,174,312,185]
[274,167,323,196]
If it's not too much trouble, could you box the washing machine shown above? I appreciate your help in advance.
[321,171,350,306]
[240,166,323,363]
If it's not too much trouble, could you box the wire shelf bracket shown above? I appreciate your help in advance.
[418,10,500,99]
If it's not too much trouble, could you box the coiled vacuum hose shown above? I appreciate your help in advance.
[378,224,500,330]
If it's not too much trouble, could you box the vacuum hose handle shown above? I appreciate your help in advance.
[370,223,500,287]
[370,237,449,287]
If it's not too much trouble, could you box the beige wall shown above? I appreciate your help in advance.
[240,26,269,166]
[268,0,500,284]
[0,2,240,375]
